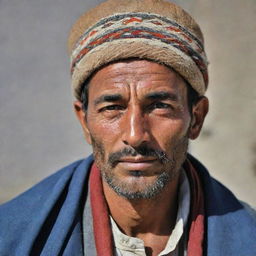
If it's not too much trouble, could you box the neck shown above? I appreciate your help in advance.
[102,175,180,237]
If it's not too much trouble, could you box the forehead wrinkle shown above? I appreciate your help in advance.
[105,65,172,84]
[89,60,188,106]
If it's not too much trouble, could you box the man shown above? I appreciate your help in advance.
[0,0,255,255]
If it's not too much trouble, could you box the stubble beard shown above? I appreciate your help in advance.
[91,136,189,200]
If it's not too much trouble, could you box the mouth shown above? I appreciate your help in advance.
[117,157,158,171]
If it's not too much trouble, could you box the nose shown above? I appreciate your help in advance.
[121,105,150,147]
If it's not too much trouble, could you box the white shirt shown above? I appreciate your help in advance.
[110,170,191,256]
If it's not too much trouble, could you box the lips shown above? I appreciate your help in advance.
[119,157,157,162]
[117,157,158,170]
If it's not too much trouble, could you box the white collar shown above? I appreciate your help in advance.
[110,169,191,256]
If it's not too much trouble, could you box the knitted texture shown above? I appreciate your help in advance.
[68,0,208,100]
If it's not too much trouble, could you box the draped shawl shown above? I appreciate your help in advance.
[0,154,255,256]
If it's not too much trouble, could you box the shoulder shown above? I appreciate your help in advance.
[1,158,83,205]
[0,156,94,254]
[240,201,256,219]
[0,156,93,210]
[187,154,247,211]
[188,154,256,254]
[189,154,256,217]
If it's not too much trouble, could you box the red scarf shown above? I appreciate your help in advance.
[89,158,205,256]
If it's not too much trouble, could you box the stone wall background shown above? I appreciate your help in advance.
[0,0,255,205]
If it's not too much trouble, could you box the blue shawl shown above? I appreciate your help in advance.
[0,154,255,256]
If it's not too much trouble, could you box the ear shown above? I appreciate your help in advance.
[73,101,92,145]
[189,96,209,140]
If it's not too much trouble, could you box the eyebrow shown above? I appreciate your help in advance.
[146,91,178,101]
[94,91,178,105]
[94,94,122,106]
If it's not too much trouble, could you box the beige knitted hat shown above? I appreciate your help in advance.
[68,0,208,100]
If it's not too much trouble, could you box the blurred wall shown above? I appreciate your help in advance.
[0,0,255,205]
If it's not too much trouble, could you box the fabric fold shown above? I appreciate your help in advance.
[89,157,205,256]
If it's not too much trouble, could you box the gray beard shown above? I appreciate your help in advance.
[102,169,171,199]
[91,135,188,200]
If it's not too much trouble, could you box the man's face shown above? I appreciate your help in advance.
[75,60,205,199]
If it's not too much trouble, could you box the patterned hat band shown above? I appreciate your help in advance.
[70,12,208,100]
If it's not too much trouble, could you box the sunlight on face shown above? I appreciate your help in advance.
[84,60,192,199]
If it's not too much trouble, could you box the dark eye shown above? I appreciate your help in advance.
[99,105,124,112]
[151,102,171,109]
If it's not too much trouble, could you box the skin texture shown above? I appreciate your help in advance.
[74,60,208,256]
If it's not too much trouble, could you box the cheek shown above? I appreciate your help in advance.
[149,117,191,148]
[87,117,122,150]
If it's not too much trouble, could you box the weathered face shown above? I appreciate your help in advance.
[75,60,208,199]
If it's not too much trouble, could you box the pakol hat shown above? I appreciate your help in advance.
[68,0,208,100]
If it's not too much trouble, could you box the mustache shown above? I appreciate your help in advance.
[108,146,171,166]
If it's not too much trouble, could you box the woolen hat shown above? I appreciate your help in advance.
[68,0,208,100]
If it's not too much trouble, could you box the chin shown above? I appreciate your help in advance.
[102,171,172,199]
